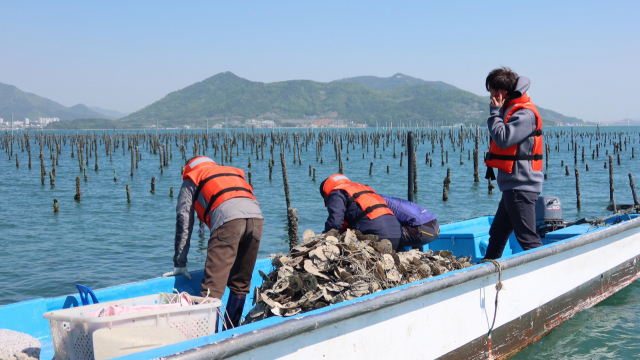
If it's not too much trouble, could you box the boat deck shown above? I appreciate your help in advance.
[1,214,637,359]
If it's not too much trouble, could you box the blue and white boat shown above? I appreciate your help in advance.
[1,213,639,359]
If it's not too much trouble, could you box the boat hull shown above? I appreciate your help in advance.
[158,217,640,360]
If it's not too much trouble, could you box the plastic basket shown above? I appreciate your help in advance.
[43,293,221,360]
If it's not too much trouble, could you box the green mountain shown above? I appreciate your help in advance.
[118,72,582,127]
[0,82,106,121]
[332,73,458,91]
[122,72,491,127]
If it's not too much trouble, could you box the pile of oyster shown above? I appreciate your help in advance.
[244,228,474,324]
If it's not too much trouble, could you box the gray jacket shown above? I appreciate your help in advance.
[487,77,544,193]
[173,179,263,267]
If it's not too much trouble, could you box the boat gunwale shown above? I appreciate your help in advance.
[159,215,640,360]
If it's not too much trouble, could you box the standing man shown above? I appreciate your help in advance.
[483,67,544,260]
[320,174,403,250]
[164,156,263,330]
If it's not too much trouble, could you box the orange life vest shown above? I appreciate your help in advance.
[183,157,257,228]
[484,94,544,174]
[322,174,394,228]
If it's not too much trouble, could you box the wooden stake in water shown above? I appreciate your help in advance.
[312,168,316,182]
[74,177,82,201]
[442,181,449,201]
[488,178,495,194]
[49,171,54,188]
[609,155,614,202]
[114,170,117,182]
[131,148,134,177]
[248,171,252,186]
[281,152,291,209]
[151,177,155,194]
[15,154,18,169]
[170,186,174,198]
[444,168,451,190]
[369,162,373,176]
[575,168,581,210]
[126,184,131,203]
[629,173,639,207]
[53,198,59,213]
[413,153,418,194]
[287,207,299,251]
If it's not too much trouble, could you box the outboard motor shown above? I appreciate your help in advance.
[535,195,566,237]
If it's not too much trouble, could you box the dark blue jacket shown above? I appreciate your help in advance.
[324,190,403,243]
[380,195,436,227]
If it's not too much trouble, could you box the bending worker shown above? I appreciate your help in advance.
[164,156,263,330]
[379,195,439,250]
[320,174,403,250]
[483,67,544,260]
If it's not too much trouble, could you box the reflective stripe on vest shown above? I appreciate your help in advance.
[186,165,257,227]
[331,183,394,228]
[484,94,544,174]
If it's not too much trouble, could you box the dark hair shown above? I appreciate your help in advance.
[319,179,327,199]
[485,67,518,94]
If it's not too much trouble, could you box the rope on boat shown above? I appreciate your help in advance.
[481,259,502,337]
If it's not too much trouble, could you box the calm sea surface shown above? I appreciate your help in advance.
[1,126,638,358]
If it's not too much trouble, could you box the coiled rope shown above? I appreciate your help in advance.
[481,259,503,336]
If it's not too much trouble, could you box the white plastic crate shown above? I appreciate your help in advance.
[43,293,221,360]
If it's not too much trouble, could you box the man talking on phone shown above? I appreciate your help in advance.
[483,67,544,260]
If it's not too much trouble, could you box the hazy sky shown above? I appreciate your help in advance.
[1,1,638,121]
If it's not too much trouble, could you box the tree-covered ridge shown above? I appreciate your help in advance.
[332,73,458,91]
[0,82,107,121]
[120,71,583,127]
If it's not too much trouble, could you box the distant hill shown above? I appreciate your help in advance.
[332,73,458,91]
[0,82,105,121]
[122,72,581,127]
[536,108,583,126]
[122,72,490,127]
[89,106,129,119]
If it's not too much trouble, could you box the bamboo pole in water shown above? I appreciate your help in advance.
[287,207,299,251]
[575,168,581,210]
[629,173,639,207]
[281,152,290,209]
[74,177,82,201]
[407,131,414,201]
[609,155,614,202]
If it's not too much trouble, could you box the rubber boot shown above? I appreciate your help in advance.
[223,294,246,330]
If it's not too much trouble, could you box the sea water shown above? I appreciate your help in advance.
[1,126,638,358]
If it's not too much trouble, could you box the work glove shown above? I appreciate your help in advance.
[163,267,192,280]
